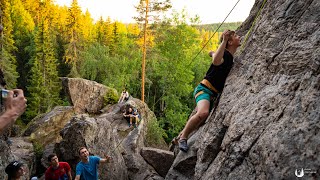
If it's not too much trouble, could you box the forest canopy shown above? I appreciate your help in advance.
[0,0,241,143]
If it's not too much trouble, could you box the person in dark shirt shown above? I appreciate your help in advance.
[5,160,25,180]
[178,30,241,152]
[123,107,140,127]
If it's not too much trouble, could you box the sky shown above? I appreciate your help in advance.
[54,0,255,24]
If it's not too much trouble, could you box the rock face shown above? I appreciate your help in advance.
[23,106,74,147]
[140,147,174,178]
[0,77,168,179]
[61,77,117,114]
[167,0,320,179]
[56,99,165,180]
[0,137,36,179]
[0,138,14,180]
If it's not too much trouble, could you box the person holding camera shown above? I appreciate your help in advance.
[0,89,27,134]
[0,26,27,133]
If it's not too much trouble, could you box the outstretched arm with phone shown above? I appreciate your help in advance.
[0,89,27,134]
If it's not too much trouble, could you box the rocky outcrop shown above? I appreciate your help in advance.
[0,77,168,179]
[61,77,118,114]
[7,137,35,179]
[23,106,74,147]
[140,147,174,178]
[167,0,320,179]
[57,113,129,180]
[0,138,14,179]
[55,98,165,180]
[165,130,200,180]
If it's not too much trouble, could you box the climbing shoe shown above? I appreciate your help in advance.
[178,139,189,152]
[171,136,179,145]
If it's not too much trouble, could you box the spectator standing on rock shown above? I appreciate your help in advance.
[75,147,112,180]
[45,153,72,180]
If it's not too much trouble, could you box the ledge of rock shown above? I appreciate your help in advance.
[140,147,174,178]
[61,77,117,114]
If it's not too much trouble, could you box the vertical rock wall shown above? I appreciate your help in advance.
[167,0,320,179]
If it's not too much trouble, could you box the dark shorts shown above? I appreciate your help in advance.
[193,84,218,110]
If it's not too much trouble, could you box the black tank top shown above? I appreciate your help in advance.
[203,50,234,92]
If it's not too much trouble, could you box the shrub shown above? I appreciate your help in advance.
[103,88,118,105]
[146,117,168,148]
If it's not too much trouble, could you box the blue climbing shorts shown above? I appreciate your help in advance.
[193,84,218,110]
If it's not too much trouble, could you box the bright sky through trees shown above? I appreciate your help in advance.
[54,0,255,23]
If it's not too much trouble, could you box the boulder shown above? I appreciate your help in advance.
[140,147,174,177]
[165,130,199,180]
[41,143,56,169]
[57,113,129,179]
[56,98,166,180]
[9,137,36,178]
[23,106,74,147]
[0,136,36,179]
[61,77,117,114]
[0,138,14,179]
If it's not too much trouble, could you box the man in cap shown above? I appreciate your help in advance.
[5,160,25,180]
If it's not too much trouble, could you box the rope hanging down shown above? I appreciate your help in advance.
[190,0,241,65]
[240,0,267,52]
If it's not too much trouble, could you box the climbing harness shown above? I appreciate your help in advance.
[200,79,219,93]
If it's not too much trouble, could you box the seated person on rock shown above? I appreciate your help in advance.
[132,108,140,126]
[118,89,129,103]
[123,107,139,128]
[123,106,132,124]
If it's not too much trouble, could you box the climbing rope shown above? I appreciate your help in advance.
[240,0,268,52]
[104,131,128,161]
[189,0,241,66]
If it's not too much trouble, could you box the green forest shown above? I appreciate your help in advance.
[0,0,241,143]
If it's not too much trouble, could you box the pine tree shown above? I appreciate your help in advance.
[134,0,171,50]
[0,0,19,88]
[134,0,172,25]
[64,0,83,77]
[10,0,35,91]
[82,10,95,43]
[26,0,61,121]
[96,17,106,45]
[95,16,113,48]
[53,5,70,77]
[109,22,119,55]
[104,17,113,47]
